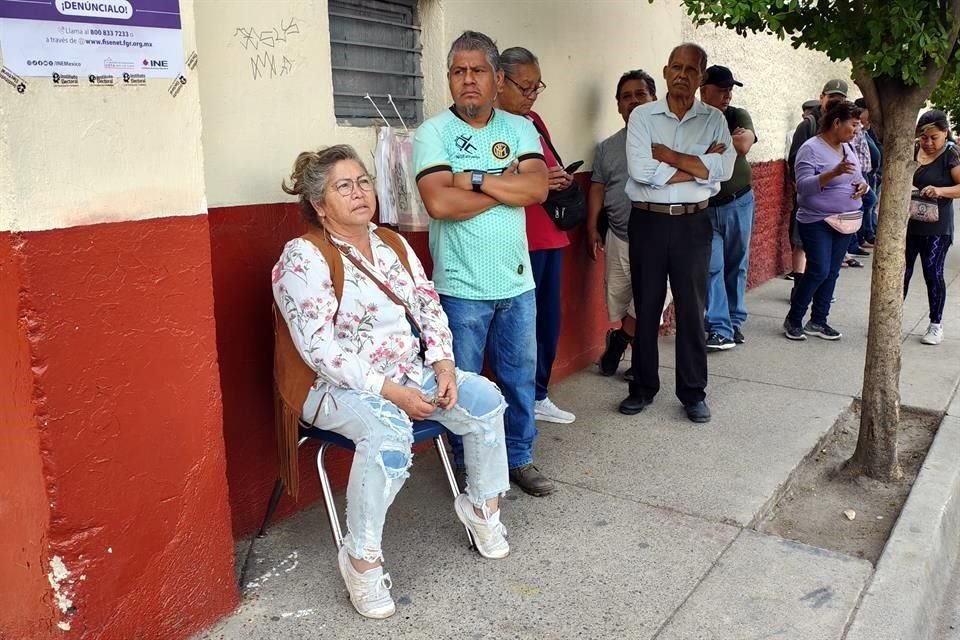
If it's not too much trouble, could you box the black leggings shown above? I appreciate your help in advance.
[904,234,953,323]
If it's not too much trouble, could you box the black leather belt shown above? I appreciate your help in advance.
[631,200,708,215]
[708,186,752,208]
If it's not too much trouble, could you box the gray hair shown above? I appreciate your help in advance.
[281,144,367,227]
[499,46,539,78]
[668,42,708,71]
[446,30,500,71]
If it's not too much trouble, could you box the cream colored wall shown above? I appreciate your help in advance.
[0,0,205,233]
[684,16,856,163]
[197,0,361,208]
[197,0,681,208]
[194,0,859,210]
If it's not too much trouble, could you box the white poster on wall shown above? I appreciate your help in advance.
[0,0,183,79]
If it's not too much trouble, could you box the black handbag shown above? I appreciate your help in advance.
[529,118,587,231]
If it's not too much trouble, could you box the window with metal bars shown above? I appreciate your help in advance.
[328,0,423,126]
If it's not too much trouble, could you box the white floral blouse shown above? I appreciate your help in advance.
[271,224,455,394]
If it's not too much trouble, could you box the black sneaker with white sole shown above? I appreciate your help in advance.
[803,321,842,340]
[783,317,806,340]
[733,327,745,344]
[706,332,736,351]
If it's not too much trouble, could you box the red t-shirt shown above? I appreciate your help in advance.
[525,111,570,251]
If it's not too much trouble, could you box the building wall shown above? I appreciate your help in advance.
[2,0,858,637]
[0,1,238,637]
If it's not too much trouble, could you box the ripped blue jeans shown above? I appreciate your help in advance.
[302,365,509,563]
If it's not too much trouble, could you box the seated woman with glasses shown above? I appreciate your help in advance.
[496,46,577,431]
[272,144,511,620]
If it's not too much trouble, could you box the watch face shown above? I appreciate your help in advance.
[472,172,484,185]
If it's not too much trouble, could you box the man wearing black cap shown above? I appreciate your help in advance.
[700,65,757,350]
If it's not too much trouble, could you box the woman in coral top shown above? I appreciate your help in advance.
[497,46,576,424]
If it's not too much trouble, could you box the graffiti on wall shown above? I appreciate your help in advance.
[233,18,299,80]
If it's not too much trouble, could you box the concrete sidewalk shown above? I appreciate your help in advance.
[199,250,960,640]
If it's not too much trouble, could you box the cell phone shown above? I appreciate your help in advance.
[564,160,584,174]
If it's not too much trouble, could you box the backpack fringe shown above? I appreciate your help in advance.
[274,381,302,499]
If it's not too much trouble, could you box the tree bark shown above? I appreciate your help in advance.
[844,94,925,481]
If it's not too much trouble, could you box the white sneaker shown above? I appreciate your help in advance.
[921,323,944,345]
[454,493,510,559]
[337,544,396,619]
[535,397,576,424]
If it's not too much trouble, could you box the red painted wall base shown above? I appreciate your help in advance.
[1,217,238,639]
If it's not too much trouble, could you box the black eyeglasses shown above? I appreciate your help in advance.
[505,75,546,97]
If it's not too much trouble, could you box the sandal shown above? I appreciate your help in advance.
[844,258,864,268]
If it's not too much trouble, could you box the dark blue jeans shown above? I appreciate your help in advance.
[529,248,564,401]
[440,291,538,469]
[788,220,850,326]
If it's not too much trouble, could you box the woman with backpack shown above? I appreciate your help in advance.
[272,145,511,619]
[906,110,960,345]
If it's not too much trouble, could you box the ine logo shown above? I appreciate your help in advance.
[455,134,477,154]
[142,59,169,68]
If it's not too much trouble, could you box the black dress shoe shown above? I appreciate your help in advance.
[619,394,651,415]
[684,401,711,423]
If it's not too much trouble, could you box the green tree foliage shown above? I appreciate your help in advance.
[931,57,960,126]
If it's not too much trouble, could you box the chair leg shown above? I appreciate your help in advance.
[316,442,345,548]
[257,478,285,538]
[434,435,475,548]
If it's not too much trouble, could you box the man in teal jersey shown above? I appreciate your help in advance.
[414,31,553,496]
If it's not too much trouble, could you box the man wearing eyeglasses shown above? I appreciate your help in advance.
[414,31,555,496]
[618,43,736,424]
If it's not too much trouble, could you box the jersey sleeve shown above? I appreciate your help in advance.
[413,118,452,182]
[516,117,546,163]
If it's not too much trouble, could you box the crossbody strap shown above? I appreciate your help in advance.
[338,246,423,337]
[529,115,564,167]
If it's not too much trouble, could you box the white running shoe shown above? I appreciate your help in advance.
[454,493,510,559]
[921,323,944,345]
[337,544,396,619]
[535,397,576,424]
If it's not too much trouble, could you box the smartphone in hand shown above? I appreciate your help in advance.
[564,160,584,174]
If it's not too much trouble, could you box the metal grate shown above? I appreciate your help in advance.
[329,0,423,126]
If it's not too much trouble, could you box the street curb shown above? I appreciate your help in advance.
[843,411,960,640]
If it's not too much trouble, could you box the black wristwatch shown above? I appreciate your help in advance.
[471,170,485,193]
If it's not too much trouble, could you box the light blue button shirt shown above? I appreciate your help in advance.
[625,97,736,204]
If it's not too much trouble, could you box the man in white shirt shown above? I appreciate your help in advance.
[618,43,736,423]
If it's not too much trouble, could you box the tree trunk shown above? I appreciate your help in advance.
[844,95,925,481]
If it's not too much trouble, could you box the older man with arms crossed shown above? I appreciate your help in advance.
[414,31,554,496]
[618,43,735,423]
[589,69,659,380]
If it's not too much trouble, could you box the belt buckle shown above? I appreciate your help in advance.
[669,204,685,215]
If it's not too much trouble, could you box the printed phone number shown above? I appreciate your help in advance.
[88,29,132,37]
[27,60,81,67]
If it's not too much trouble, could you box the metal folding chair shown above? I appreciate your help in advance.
[255,419,473,548]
